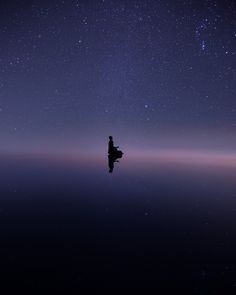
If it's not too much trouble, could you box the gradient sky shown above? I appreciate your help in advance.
[0,0,235,154]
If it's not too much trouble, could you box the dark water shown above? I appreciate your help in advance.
[0,154,236,293]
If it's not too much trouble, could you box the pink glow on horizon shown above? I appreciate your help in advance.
[1,149,236,170]
[125,149,236,169]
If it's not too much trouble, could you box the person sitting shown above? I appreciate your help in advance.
[108,136,119,154]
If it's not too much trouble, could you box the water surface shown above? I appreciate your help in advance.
[0,153,236,293]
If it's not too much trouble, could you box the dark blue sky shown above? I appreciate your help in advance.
[0,0,235,153]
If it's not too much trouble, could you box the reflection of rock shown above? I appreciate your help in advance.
[108,150,123,173]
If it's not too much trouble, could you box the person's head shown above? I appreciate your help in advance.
[109,136,113,140]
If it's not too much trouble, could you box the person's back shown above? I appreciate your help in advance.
[108,136,114,154]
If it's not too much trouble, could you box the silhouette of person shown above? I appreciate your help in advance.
[108,136,119,154]
[107,136,123,173]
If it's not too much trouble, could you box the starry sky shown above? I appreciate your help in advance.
[0,0,235,155]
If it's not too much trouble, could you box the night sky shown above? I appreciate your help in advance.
[0,0,236,155]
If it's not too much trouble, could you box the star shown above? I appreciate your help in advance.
[201,40,206,51]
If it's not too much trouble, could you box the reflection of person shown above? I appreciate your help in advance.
[108,155,119,173]
[108,136,119,154]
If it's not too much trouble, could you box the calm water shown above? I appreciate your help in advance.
[0,153,236,293]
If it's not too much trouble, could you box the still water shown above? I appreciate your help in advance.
[0,153,236,293]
